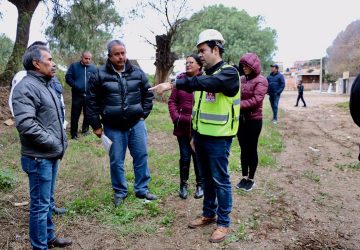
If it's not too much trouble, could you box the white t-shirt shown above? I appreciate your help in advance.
[8,70,27,117]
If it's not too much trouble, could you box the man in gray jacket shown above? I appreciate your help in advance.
[12,45,72,249]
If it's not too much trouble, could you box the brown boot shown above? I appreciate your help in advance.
[209,226,229,243]
[188,216,216,229]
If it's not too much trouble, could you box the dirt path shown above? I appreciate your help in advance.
[2,91,360,249]
[129,91,360,249]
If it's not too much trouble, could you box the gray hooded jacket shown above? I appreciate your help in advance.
[12,70,67,159]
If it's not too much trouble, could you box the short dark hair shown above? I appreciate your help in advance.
[28,41,48,49]
[205,40,224,56]
[107,40,126,55]
[22,45,49,71]
[186,54,203,69]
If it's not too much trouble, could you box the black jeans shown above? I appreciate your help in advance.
[177,136,202,185]
[296,93,306,106]
[237,119,262,179]
[70,92,89,137]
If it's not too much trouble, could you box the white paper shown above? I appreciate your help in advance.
[101,134,113,154]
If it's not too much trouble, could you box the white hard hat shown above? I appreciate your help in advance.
[196,29,225,47]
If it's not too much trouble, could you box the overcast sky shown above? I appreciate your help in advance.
[0,0,359,68]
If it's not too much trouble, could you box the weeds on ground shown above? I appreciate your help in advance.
[302,170,321,183]
[335,161,360,171]
[335,101,349,112]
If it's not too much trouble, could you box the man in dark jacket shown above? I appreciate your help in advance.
[12,45,72,249]
[87,40,156,207]
[65,51,97,139]
[267,64,285,123]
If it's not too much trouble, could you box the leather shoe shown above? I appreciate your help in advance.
[209,226,229,243]
[114,196,125,207]
[48,237,72,248]
[136,192,157,200]
[194,186,204,199]
[188,216,216,229]
[53,207,66,215]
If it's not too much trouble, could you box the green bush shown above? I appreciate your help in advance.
[0,169,17,191]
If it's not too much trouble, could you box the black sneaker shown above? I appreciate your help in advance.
[236,178,248,190]
[136,192,158,201]
[245,180,256,192]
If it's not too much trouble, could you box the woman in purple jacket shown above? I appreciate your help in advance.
[236,53,268,192]
[168,54,204,199]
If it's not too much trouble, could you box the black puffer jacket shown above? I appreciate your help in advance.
[87,60,154,130]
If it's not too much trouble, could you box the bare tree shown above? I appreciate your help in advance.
[0,0,62,86]
[141,0,188,85]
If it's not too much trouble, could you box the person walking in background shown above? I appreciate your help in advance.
[9,41,67,216]
[65,51,96,139]
[150,29,240,243]
[86,40,157,207]
[295,80,306,107]
[168,54,204,200]
[12,44,72,249]
[235,53,268,192]
[267,64,285,124]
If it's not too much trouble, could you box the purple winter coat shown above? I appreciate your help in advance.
[168,72,201,137]
[239,53,268,120]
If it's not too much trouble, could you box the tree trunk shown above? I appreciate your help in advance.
[0,0,40,86]
[154,34,177,85]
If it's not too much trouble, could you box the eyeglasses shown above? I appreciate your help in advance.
[185,61,195,65]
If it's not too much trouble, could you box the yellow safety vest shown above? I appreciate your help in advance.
[192,64,240,137]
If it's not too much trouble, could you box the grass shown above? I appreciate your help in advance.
[335,161,360,171]
[335,101,349,111]
[302,170,321,183]
[0,96,284,243]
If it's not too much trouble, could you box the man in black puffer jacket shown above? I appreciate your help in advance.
[87,40,156,207]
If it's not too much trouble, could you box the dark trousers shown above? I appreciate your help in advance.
[237,119,262,179]
[70,92,89,137]
[269,94,281,121]
[296,93,306,106]
[177,136,202,186]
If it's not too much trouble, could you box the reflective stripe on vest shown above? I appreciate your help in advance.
[192,64,240,137]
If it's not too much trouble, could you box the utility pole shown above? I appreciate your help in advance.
[319,58,323,92]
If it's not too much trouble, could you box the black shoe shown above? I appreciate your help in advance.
[53,207,66,215]
[71,135,78,140]
[236,178,248,190]
[136,192,157,200]
[179,185,188,199]
[82,131,90,136]
[245,180,256,192]
[48,237,72,248]
[194,186,204,199]
[114,196,125,207]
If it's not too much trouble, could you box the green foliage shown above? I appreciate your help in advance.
[0,169,17,191]
[173,4,277,68]
[0,33,14,73]
[46,0,123,65]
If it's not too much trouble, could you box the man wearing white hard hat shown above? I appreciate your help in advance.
[150,29,240,243]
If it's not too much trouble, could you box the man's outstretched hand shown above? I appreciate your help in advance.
[148,82,173,95]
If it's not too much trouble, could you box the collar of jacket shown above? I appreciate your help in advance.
[105,59,133,74]
[27,70,52,85]
[205,60,224,75]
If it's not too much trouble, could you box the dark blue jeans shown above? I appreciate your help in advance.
[194,133,232,227]
[269,93,281,121]
[177,136,202,185]
[104,120,151,198]
[21,156,58,250]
